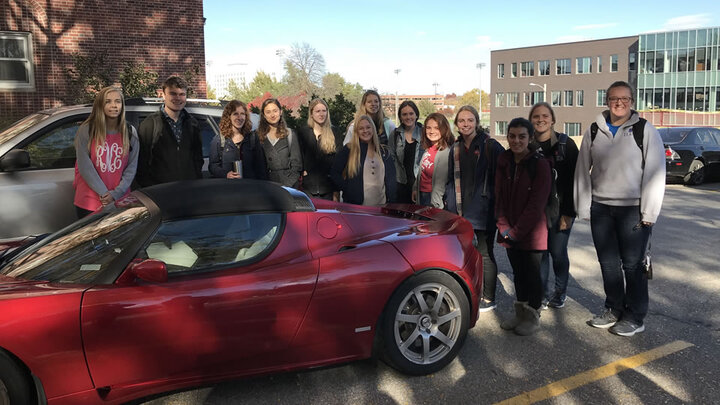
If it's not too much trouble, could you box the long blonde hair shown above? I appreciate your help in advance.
[356,90,387,137]
[82,86,129,155]
[307,98,336,154]
[345,115,381,179]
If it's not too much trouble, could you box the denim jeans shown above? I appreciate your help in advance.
[418,191,432,207]
[540,218,574,299]
[475,229,498,302]
[590,202,651,324]
[506,248,544,310]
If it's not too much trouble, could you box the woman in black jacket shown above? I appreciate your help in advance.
[209,100,266,179]
[297,98,343,200]
[332,115,396,205]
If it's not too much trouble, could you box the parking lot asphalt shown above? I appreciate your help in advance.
[140,182,720,405]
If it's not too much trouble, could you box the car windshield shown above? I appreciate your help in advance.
[0,196,154,283]
[0,112,51,145]
[659,128,690,144]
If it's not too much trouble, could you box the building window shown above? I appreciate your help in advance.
[538,60,550,76]
[597,56,603,73]
[511,62,517,78]
[498,63,505,78]
[564,123,582,136]
[520,61,534,77]
[576,90,584,107]
[610,54,618,72]
[551,91,561,107]
[576,57,592,74]
[495,92,506,107]
[0,32,35,90]
[563,90,573,107]
[597,90,607,106]
[496,121,508,135]
[556,58,571,75]
[524,92,532,107]
[629,52,636,71]
[508,92,519,107]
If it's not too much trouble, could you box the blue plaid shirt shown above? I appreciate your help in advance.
[160,105,187,144]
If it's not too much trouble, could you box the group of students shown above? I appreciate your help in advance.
[73,77,665,339]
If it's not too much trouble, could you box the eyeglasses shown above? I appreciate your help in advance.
[608,96,632,104]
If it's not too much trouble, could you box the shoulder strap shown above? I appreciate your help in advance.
[453,142,462,216]
[590,123,599,144]
[632,118,647,168]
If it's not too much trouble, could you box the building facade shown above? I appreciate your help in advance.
[1,0,207,123]
[490,27,720,137]
[636,27,720,127]
[490,36,638,137]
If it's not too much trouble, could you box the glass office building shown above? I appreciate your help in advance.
[637,27,720,126]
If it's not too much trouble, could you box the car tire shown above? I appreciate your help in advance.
[683,160,705,185]
[380,270,469,375]
[0,351,33,405]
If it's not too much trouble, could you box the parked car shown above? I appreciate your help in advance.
[0,179,482,405]
[0,99,259,239]
[660,126,720,185]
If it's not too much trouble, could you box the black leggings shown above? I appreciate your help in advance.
[506,248,544,310]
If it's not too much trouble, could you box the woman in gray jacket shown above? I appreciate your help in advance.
[413,113,453,208]
[257,98,302,188]
[390,100,424,203]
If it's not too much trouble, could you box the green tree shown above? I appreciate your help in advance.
[283,42,326,94]
[66,52,113,103]
[239,71,286,102]
[119,61,159,99]
[226,78,243,100]
[319,72,364,104]
[327,93,356,134]
[417,100,437,120]
[207,84,217,100]
[457,88,490,113]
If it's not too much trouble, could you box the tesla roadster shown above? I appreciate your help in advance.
[0,179,482,404]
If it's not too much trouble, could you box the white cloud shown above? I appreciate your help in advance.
[416,31,426,37]
[573,23,618,31]
[660,14,711,31]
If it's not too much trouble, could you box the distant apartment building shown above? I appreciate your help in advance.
[206,62,248,98]
[490,26,720,137]
[380,94,445,116]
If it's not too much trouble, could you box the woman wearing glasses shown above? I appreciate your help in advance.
[574,81,666,337]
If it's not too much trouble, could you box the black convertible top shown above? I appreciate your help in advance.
[138,179,315,220]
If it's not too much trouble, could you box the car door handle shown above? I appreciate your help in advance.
[339,245,356,252]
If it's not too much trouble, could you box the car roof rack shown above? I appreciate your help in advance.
[125,97,225,107]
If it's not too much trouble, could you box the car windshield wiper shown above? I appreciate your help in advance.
[0,233,48,269]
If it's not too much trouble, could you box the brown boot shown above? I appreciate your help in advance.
[514,303,540,336]
[500,301,527,330]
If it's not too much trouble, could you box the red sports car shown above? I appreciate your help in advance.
[0,179,482,405]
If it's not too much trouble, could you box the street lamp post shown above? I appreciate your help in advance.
[394,68,401,124]
[476,63,486,125]
[529,82,547,103]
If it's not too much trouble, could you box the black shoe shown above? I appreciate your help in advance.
[547,292,566,309]
[609,320,645,336]
[478,298,497,313]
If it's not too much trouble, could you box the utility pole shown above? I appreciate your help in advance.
[476,63,486,126]
[432,82,439,95]
[394,68,401,124]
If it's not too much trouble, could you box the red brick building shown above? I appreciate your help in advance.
[1,0,207,122]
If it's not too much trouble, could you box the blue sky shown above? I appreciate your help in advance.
[204,1,720,96]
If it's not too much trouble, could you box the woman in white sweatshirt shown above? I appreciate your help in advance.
[574,81,666,337]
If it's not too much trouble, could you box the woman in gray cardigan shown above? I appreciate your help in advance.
[257,98,302,188]
[413,113,453,208]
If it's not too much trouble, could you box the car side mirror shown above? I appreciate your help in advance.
[130,259,168,283]
[0,149,31,171]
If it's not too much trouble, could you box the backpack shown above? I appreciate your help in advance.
[527,152,560,229]
[590,118,647,167]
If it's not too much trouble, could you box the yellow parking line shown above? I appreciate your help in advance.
[494,340,694,405]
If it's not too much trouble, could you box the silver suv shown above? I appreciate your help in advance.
[0,99,257,239]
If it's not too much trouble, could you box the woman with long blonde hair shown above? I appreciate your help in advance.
[342,90,396,146]
[331,115,396,205]
[209,100,266,179]
[73,86,139,218]
[297,98,342,200]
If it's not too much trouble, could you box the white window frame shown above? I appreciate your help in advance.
[0,31,35,90]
